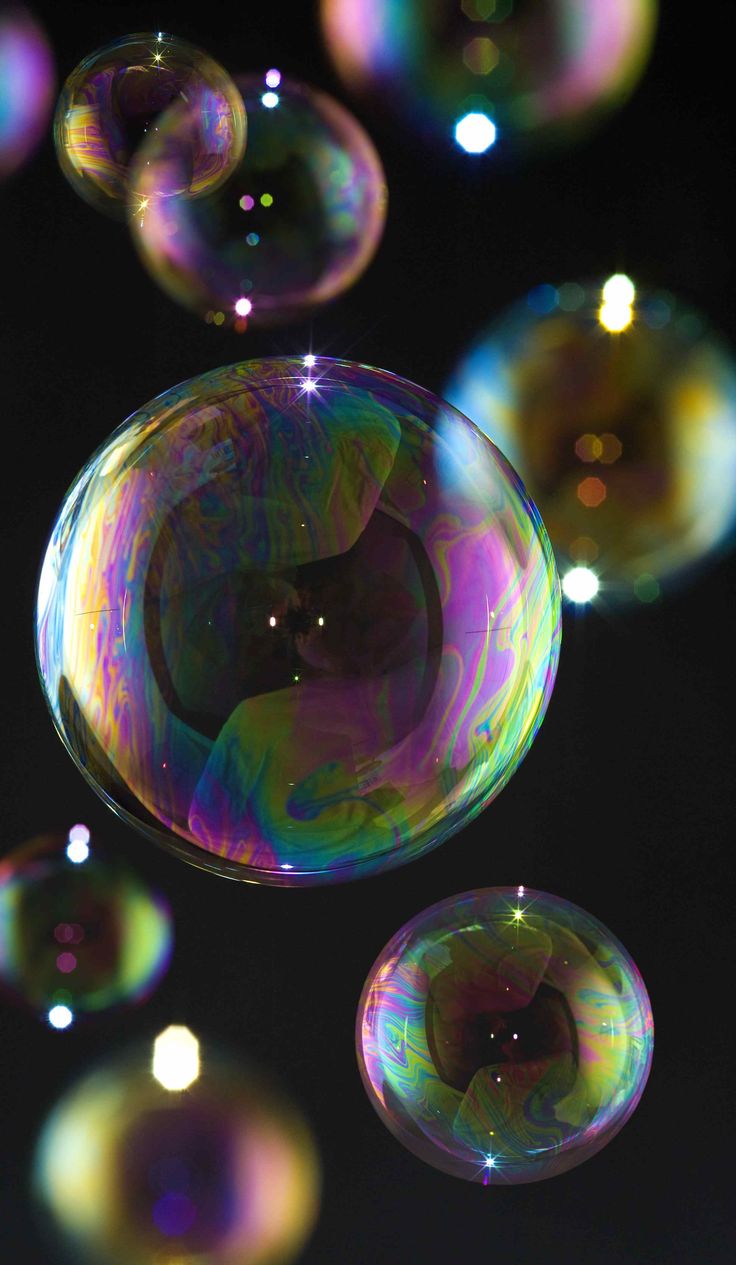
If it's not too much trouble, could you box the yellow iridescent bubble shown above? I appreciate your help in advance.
[447,277,736,602]
[34,1030,320,1265]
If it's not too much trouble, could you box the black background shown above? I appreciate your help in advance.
[1,3,733,1263]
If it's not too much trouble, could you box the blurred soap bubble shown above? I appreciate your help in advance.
[446,275,736,603]
[320,0,658,154]
[0,825,172,1027]
[34,1026,321,1265]
[0,4,55,179]
[54,31,246,217]
[129,71,387,327]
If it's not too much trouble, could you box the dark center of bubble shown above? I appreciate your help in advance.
[426,980,578,1094]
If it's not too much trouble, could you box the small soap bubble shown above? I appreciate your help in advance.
[0,828,173,1023]
[357,887,653,1183]
[54,32,246,217]
[129,73,387,327]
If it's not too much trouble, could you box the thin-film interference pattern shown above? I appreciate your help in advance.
[357,887,654,1183]
[54,32,246,217]
[129,73,387,327]
[36,358,560,885]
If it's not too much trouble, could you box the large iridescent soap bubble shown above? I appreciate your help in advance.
[35,358,560,885]
[447,275,736,604]
[34,1026,321,1265]
[0,823,172,1028]
[0,4,55,179]
[129,72,387,328]
[321,0,657,154]
[357,886,653,1183]
[54,32,246,218]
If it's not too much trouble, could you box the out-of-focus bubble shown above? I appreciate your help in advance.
[35,357,560,885]
[129,72,387,327]
[0,826,172,1025]
[447,277,736,602]
[34,1027,321,1265]
[54,32,246,218]
[320,0,657,153]
[357,886,653,1183]
[0,4,55,179]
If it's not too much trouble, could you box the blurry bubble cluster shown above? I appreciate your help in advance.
[320,0,658,154]
[0,4,55,179]
[129,71,387,327]
[34,1026,321,1265]
[0,825,172,1027]
[447,276,736,601]
[54,32,246,217]
[35,357,560,885]
[357,886,653,1183]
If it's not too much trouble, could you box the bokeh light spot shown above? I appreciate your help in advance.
[454,112,497,153]
[153,1026,201,1091]
[562,567,599,603]
[577,476,607,508]
[47,1004,73,1029]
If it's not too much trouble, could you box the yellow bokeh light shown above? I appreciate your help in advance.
[152,1025,201,1091]
[599,301,633,333]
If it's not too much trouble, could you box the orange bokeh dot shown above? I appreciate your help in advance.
[577,476,607,508]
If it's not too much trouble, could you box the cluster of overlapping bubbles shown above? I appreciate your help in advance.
[52,31,387,326]
[35,357,561,885]
[357,886,654,1183]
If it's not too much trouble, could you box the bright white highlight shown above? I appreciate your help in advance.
[602,273,635,306]
[454,113,497,154]
[262,91,280,109]
[265,69,282,88]
[152,1025,201,1092]
[48,1005,74,1029]
[562,566,600,604]
[303,354,317,367]
[302,378,317,393]
[234,297,252,317]
[66,825,90,864]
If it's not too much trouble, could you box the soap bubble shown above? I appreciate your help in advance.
[447,276,736,601]
[35,358,560,885]
[357,886,653,1183]
[0,4,55,179]
[129,72,387,327]
[54,32,246,218]
[0,826,172,1026]
[320,0,657,153]
[34,1027,320,1265]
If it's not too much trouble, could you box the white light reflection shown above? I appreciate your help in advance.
[562,566,600,604]
[152,1025,201,1091]
[455,112,497,154]
[48,1005,74,1030]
